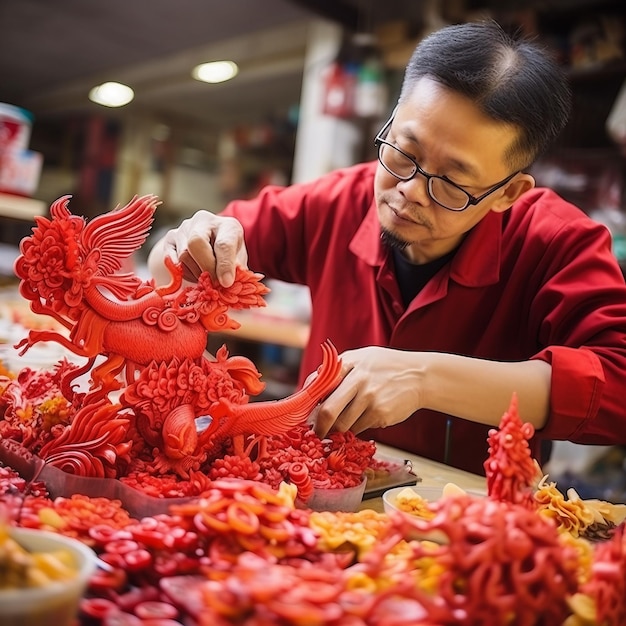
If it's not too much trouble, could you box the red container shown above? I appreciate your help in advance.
[0,103,33,152]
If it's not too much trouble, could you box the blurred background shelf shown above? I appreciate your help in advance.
[0,192,45,220]
[224,309,309,349]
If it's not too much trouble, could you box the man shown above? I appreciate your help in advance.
[149,21,626,475]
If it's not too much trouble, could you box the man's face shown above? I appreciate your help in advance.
[374,76,520,263]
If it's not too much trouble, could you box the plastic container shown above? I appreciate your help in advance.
[300,477,367,512]
[0,527,97,626]
[0,148,43,196]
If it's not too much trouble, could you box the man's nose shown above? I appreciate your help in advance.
[396,172,430,205]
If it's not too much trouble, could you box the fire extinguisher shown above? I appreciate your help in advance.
[321,62,356,119]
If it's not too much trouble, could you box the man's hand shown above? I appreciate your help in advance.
[312,346,424,438]
[311,347,552,438]
[149,210,248,287]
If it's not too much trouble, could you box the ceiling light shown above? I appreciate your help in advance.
[89,82,134,107]
[192,60,239,84]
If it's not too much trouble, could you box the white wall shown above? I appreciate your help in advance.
[292,19,363,184]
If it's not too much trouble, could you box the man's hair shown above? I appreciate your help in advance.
[399,20,572,169]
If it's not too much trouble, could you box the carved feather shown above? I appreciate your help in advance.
[81,195,160,276]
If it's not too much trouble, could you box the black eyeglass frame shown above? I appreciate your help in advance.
[374,112,519,212]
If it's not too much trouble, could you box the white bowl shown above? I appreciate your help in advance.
[382,483,486,516]
[0,527,97,626]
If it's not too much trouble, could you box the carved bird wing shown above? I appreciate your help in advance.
[81,195,161,276]
[210,340,343,439]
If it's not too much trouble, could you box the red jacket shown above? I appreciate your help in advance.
[222,161,626,474]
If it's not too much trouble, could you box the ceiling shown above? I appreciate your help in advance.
[0,0,427,131]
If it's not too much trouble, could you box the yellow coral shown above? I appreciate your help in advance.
[310,509,389,557]
[39,396,71,431]
[392,487,436,520]
[534,476,594,536]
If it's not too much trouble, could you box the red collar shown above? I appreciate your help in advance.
[349,198,504,287]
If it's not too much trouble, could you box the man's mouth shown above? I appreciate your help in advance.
[389,204,417,224]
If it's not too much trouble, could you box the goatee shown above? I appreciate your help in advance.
[380,227,410,251]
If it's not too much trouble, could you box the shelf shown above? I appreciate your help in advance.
[0,192,46,220]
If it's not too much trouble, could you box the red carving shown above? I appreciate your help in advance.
[483,393,539,509]
[9,194,345,488]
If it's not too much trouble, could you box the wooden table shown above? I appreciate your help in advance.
[360,443,487,513]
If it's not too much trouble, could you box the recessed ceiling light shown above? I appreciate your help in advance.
[192,60,239,84]
[89,82,134,107]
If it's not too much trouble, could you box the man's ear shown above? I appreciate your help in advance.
[490,173,535,213]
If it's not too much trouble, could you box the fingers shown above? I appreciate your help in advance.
[311,347,419,440]
[162,212,246,286]
[312,405,338,439]
[212,218,248,287]
[313,368,360,438]
[314,392,378,439]
[312,357,394,438]
[186,232,217,281]
[334,396,382,435]
[311,360,352,438]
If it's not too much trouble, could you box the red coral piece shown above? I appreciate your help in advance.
[484,393,537,509]
[207,455,262,481]
[370,495,580,626]
[175,266,270,333]
[6,193,376,503]
[38,399,132,478]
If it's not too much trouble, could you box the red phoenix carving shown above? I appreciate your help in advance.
[11,194,343,480]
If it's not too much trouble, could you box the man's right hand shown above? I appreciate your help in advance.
[149,210,248,287]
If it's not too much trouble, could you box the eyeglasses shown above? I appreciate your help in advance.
[374,113,519,212]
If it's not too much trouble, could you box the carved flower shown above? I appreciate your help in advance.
[197,365,240,408]
[15,216,86,320]
[195,272,221,308]
[187,363,207,394]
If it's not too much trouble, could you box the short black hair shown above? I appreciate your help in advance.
[400,20,572,169]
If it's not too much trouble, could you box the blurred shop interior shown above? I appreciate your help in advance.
[1,0,625,499]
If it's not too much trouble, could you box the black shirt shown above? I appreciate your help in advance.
[393,247,457,308]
